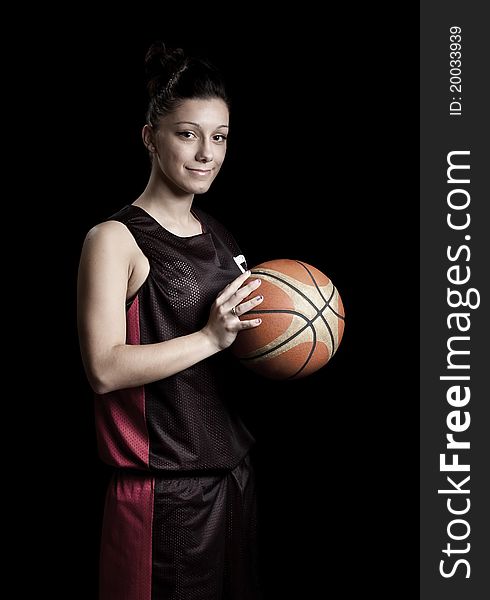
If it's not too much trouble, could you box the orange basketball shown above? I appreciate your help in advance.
[231,259,345,379]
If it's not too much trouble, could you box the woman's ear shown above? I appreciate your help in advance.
[142,124,156,153]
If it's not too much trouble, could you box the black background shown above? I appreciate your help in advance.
[25,8,418,598]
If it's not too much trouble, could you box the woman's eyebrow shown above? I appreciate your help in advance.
[174,121,229,128]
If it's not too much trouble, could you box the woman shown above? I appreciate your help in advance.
[77,41,263,599]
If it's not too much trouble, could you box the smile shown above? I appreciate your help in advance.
[186,168,213,177]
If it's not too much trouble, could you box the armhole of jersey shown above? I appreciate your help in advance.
[126,272,151,312]
[126,294,138,311]
[105,219,151,311]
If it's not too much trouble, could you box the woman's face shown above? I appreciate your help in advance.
[147,98,229,195]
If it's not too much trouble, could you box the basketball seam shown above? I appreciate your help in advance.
[294,261,345,320]
[242,307,328,361]
[241,309,311,360]
[253,269,344,323]
[288,325,317,380]
[281,262,340,357]
[249,273,337,356]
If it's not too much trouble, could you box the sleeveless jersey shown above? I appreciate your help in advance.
[94,204,254,472]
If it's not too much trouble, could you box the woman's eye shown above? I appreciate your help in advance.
[213,134,228,142]
[177,131,196,140]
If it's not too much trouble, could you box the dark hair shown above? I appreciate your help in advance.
[144,41,230,128]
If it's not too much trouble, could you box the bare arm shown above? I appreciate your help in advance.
[77,221,262,394]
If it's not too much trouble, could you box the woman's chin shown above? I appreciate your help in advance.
[186,181,214,195]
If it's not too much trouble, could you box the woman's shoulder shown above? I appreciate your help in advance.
[85,219,131,243]
[83,204,135,241]
[82,218,137,258]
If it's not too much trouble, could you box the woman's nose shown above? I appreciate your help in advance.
[195,140,213,163]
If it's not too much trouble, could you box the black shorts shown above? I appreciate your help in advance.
[99,454,261,599]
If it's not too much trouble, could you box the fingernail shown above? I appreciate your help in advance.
[257,295,263,301]
[256,318,262,324]
[255,279,261,285]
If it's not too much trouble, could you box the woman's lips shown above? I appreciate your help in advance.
[186,167,213,177]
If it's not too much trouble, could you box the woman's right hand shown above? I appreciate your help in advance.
[202,270,264,351]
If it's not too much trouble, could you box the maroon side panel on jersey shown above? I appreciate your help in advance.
[94,296,150,468]
[99,473,155,599]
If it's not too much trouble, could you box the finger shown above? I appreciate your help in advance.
[224,278,262,312]
[217,270,251,301]
[239,316,262,329]
[235,294,263,317]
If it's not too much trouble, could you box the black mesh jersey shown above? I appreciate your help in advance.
[95,203,254,473]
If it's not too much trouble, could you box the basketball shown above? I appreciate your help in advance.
[231,259,345,380]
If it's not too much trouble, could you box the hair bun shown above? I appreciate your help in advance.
[144,41,186,97]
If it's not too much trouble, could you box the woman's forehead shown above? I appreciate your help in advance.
[163,98,229,128]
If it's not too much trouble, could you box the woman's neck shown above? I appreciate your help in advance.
[133,174,201,236]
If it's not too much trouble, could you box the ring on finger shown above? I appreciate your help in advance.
[231,306,238,317]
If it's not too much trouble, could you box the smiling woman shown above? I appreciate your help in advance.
[140,98,229,200]
[77,41,263,599]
